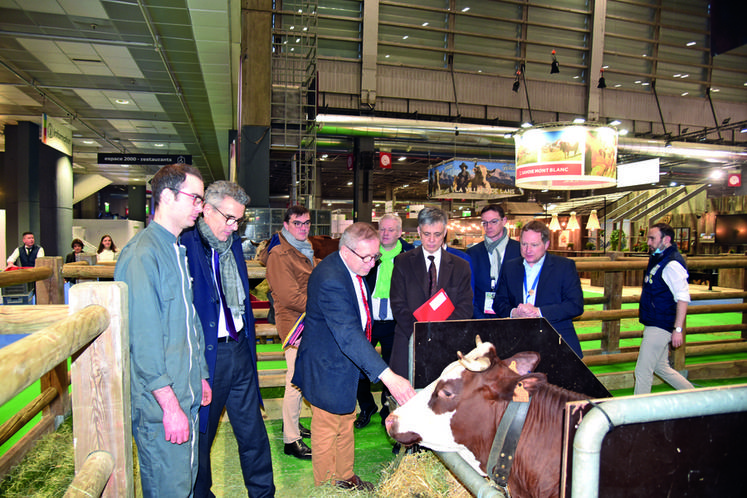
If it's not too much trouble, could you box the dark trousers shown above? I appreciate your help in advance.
[356,320,395,413]
[194,333,275,498]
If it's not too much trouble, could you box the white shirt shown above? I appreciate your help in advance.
[423,247,441,281]
[7,246,45,266]
[522,255,546,306]
[662,259,691,303]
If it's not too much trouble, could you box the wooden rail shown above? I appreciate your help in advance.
[1,258,133,497]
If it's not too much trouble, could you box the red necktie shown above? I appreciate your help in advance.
[357,275,372,341]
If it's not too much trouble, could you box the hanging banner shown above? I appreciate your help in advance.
[98,153,192,165]
[514,124,617,190]
[428,158,521,200]
[41,113,72,156]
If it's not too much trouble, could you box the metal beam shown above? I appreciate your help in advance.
[606,191,653,219]
[612,189,667,223]
[629,186,688,222]
[646,184,710,225]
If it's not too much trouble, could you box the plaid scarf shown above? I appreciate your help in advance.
[197,217,245,312]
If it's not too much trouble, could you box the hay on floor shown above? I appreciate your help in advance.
[377,451,474,498]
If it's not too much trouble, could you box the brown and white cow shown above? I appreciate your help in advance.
[385,336,588,498]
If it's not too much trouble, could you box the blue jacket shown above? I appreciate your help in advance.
[639,246,687,331]
[493,253,585,357]
[180,227,261,432]
[466,238,521,318]
[292,252,389,414]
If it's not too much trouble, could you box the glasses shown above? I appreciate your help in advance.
[169,188,204,207]
[481,219,503,227]
[346,246,381,264]
[210,204,245,227]
[291,220,311,227]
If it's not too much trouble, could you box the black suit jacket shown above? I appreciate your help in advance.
[389,247,473,377]
[292,252,389,414]
[492,253,585,357]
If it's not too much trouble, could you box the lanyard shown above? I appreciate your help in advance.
[523,266,542,304]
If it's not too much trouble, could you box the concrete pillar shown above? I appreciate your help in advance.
[127,185,146,223]
[3,122,72,258]
[353,137,374,223]
[238,0,272,208]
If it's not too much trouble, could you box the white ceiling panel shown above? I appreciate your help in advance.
[0,86,41,106]
[58,0,108,19]
[11,0,64,14]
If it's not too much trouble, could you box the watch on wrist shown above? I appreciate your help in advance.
[674,327,682,333]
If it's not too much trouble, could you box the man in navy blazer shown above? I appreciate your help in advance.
[293,222,415,490]
[182,181,274,497]
[492,219,585,357]
[466,204,521,318]
[390,207,474,378]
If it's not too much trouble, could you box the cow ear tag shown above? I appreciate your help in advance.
[508,360,519,373]
[513,381,530,402]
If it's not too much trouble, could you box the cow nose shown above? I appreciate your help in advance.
[384,413,396,432]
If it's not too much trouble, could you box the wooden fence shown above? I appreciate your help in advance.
[0,259,132,497]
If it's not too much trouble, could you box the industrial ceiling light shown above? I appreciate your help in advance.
[567,211,580,230]
[586,209,601,231]
[551,50,559,74]
[597,69,606,89]
[549,213,561,231]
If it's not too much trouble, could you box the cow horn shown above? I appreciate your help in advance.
[475,335,483,347]
[457,351,491,372]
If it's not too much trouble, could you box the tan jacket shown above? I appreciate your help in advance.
[260,232,320,340]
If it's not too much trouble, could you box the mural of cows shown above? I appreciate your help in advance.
[386,336,589,498]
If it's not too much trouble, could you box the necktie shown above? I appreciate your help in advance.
[357,275,372,341]
[213,251,238,341]
[428,255,437,296]
[378,297,388,320]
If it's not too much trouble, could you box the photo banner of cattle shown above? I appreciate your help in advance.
[514,123,618,190]
[427,158,522,200]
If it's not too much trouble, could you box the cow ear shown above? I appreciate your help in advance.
[512,373,546,402]
[504,352,540,376]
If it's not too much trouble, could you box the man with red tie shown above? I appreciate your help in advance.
[292,222,416,490]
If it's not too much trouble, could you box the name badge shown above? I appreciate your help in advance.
[484,292,496,314]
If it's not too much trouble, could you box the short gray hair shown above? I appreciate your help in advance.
[417,207,448,227]
[204,180,250,207]
[379,213,403,231]
[340,222,379,249]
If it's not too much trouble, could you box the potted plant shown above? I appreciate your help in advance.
[585,241,596,251]
[610,229,627,251]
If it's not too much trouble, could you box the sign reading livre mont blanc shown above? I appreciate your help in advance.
[97,154,192,165]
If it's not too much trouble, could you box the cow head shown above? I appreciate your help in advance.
[385,335,546,475]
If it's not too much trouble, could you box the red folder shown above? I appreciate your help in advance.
[413,289,455,322]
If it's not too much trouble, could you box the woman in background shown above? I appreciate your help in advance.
[65,238,85,284]
[96,234,118,263]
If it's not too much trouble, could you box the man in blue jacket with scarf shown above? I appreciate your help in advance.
[182,181,274,497]
[635,222,694,394]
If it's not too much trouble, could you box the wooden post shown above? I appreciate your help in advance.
[69,282,133,498]
[601,269,623,353]
[35,257,70,420]
[35,256,65,305]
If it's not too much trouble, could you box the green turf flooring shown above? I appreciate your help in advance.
[209,414,399,497]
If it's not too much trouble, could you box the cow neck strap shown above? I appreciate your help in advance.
[487,399,531,491]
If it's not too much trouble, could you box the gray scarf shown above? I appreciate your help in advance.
[281,227,315,268]
[485,227,508,254]
[197,217,245,312]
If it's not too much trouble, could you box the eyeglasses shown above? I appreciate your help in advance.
[481,219,503,227]
[169,188,204,207]
[291,220,312,227]
[346,246,381,264]
[210,204,245,227]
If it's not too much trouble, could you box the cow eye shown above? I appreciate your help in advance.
[438,388,454,399]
